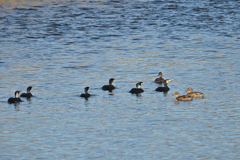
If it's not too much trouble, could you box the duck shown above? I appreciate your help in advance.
[154,72,164,83]
[185,87,204,98]
[173,92,193,101]
[155,79,173,92]
[130,82,144,94]
[8,90,23,103]
[102,78,116,91]
[80,87,91,98]
[20,86,33,98]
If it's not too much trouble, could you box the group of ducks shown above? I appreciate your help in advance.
[8,86,33,103]
[154,72,204,101]
[7,72,204,103]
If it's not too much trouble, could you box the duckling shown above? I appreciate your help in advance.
[8,90,23,103]
[80,87,91,98]
[130,82,144,94]
[173,92,193,101]
[155,79,173,92]
[20,86,33,98]
[102,78,116,91]
[185,87,204,98]
[154,72,164,83]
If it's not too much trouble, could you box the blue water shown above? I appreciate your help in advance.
[0,0,240,159]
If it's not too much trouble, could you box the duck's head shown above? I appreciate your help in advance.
[84,87,90,93]
[27,86,33,92]
[185,87,193,93]
[173,92,180,97]
[136,82,144,88]
[109,78,116,85]
[165,79,173,84]
[158,72,163,77]
[15,90,22,98]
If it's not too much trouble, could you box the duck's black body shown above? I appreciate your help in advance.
[102,78,116,91]
[155,79,172,93]
[155,86,169,92]
[102,85,115,91]
[20,86,33,98]
[130,88,144,94]
[20,93,32,97]
[80,93,91,98]
[8,97,22,103]
[130,82,144,94]
[8,91,23,103]
[80,87,91,98]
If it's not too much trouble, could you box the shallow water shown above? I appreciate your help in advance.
[0,0,240,159]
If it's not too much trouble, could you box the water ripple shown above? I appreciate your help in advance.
[0,0,240,159]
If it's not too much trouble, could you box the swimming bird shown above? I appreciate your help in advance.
[102,78,116,91]
[154,72,164,83]
[20,86,33,98]
[130,82,144,94]
[173,92,193,101]
[155,79,173,92]
[185,87,204,98]
[8,90,23,103]
[80,87,91,98]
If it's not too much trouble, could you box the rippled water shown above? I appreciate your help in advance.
[1,0,240,159]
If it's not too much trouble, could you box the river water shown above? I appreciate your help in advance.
[0,0,240,159]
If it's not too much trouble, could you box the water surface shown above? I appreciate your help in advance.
[0,0,240,159]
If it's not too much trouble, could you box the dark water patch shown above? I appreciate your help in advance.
[64,41,75,45]
[129,26,139,30]
[132,38,141,41]
[91,36,100,40]
[25,36,43,39]
[48,33,63,36]
[13,7,38,11]
[77,27,86,31]
[101,34,123,37]
[33,5,44,8]
[62,66,92,70]
[47,22,63,26]
[219,33,233,38]
[84,16,100,19]
[162,4,179,10]
[70,13,85,17]
[147,22,157,26]
[15,26,28,29]
[79,7,94,11]
[202,50,218,53]
[192,7,209,12]
[59,5,69,8]
[109,0,122,3]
